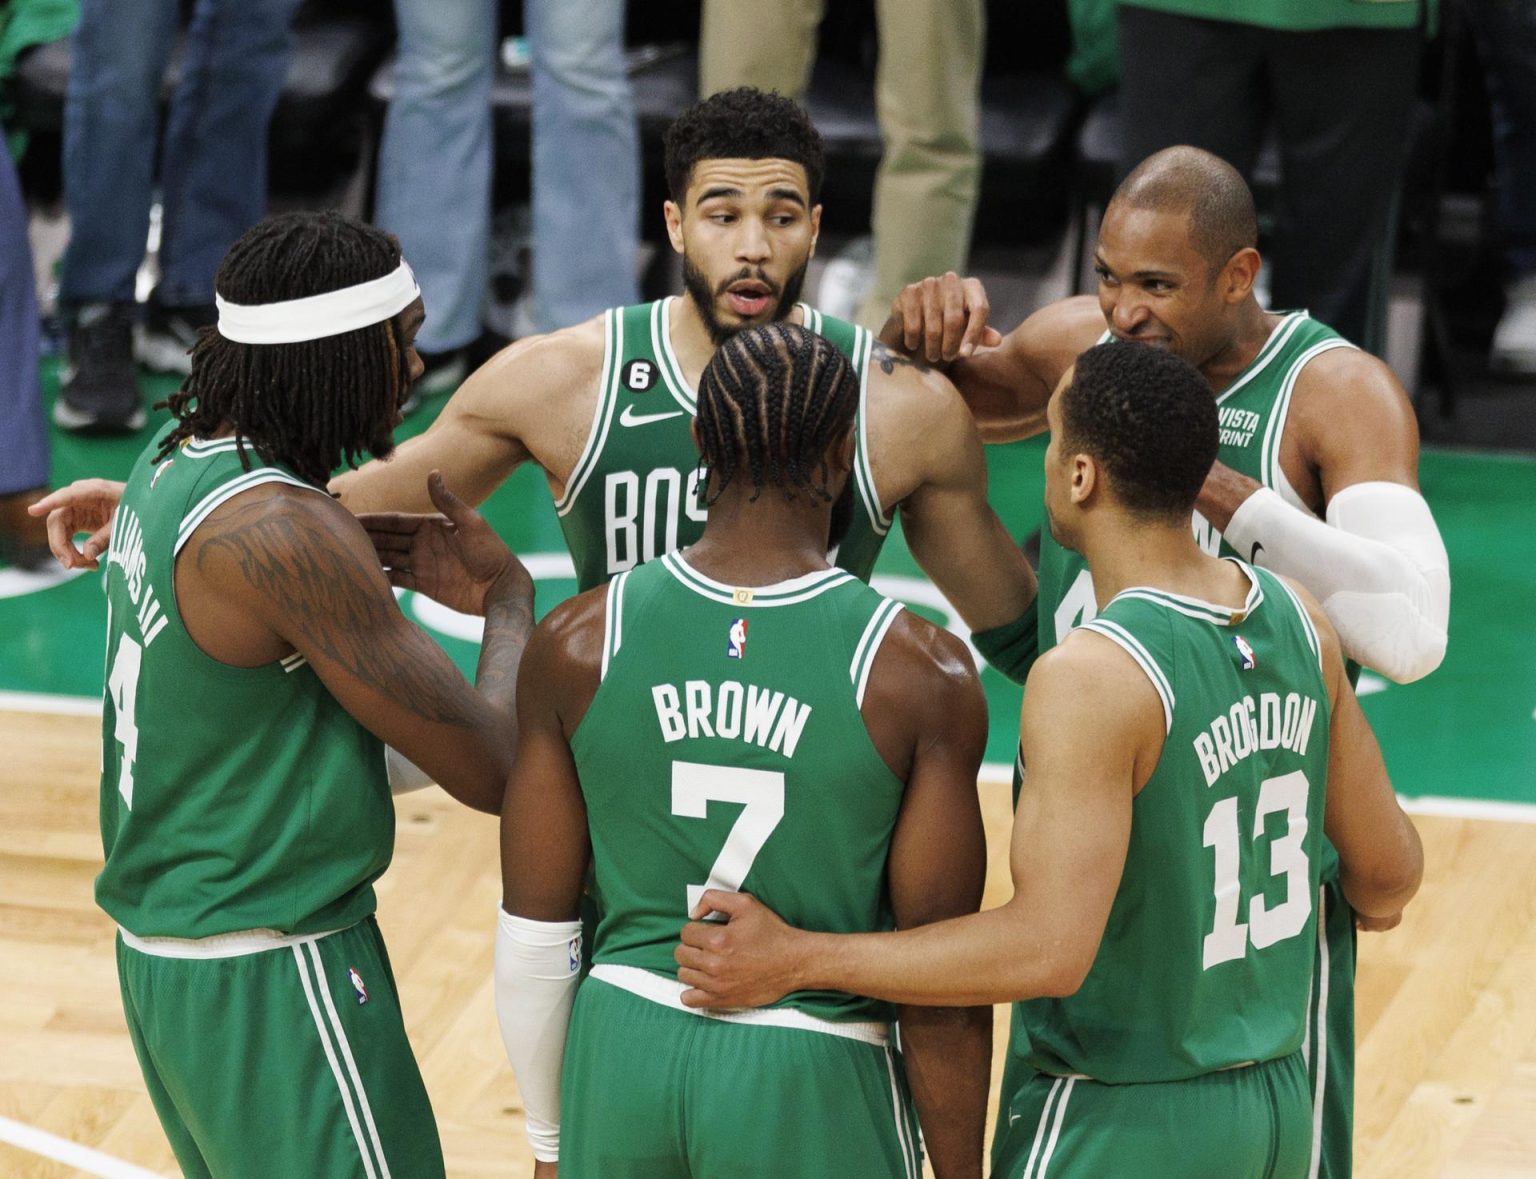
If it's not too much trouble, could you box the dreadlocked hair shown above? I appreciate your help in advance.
[695,322,858,507]
[154,210,410,487]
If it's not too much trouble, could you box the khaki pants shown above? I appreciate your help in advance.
[700,0,983,329]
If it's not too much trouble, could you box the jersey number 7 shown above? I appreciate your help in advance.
[671,760,785,917]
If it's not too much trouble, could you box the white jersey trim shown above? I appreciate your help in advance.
[555,308,622,516]
[600,570,632,681]
[1270,574,1325,677]
[1260,336,1356,493]
[851,598,904,708]
[1077,619,1175,735]
[589,964,891,1046]
[662,551,855,607]
[119,923,350,959]
[655,298,699,414]
[852,327,892,536]
[174,469,320,556]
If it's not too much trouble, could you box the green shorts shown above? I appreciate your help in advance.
[559,972,922,1178]
[1309,873,1357,1179]
[991,1053,1311,1179]
[115,917,443,1179]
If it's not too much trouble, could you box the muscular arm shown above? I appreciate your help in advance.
[677,634,1160,1009]
[871,346,1037,637]
[863,616,991,1179]
[879,286,1102,443]
[1291,581,1423,919]
[184,486,529,812]
[1203,350,1450,683]
[331,322,605,513]
[495,592,604,1166]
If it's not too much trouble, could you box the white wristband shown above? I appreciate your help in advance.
[494,908,583,1163]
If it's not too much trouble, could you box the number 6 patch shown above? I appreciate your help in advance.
[622,359,658,392]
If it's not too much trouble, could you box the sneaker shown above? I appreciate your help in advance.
[137,300,216,375]
[54,303,145,433]
[1491,273,1536,376]
[816,235,875,323]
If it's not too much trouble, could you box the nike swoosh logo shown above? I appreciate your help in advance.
[1250,541,1265,563]
[619,405,688,428]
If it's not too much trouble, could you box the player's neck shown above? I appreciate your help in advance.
[669,294,806,388]
[1199,301,1281,395]
[684,492,834,587]
[1082,516,1247,610]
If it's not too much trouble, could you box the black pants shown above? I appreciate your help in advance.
[1117,6,1422,352]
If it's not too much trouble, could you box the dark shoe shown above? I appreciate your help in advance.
[137,300,216,375]
[403,347,469,414]
[0,488,52,571]
[54,303,145,434]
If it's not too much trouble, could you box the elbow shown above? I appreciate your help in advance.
[1325,581,1449,684]
[1343,837,1424,919]
[1031,944,1095,999]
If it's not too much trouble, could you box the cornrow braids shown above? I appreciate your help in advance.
[153,210,412,488]
[695,322,859,507]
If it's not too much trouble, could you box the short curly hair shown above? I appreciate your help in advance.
[664,87,826,204]
[1059,342,1218,520]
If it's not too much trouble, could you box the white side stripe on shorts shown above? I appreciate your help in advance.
[1020,1077,1063,1179]
[883,1046,919,1179]
[1308,885,1331,1179]
[293,944,389,1179]
[1036,1077,1075,1177]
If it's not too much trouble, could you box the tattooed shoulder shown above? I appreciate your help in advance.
[872,341,931,376]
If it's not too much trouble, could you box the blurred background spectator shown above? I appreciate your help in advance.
[1114,0,1429,355]
[52,0,302,433]
[698,0,983,329]
[373,0,639,403]
[1460,0,1536,374]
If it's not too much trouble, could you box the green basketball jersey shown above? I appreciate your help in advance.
[1036,311,1354,657]
[1019,563,1332,1082]
[97,426,393,939]
[572,552,908,1025]
[554,299,891,591]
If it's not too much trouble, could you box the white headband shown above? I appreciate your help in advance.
[215,261,421,344]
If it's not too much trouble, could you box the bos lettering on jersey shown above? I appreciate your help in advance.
[1192,691,1320,788]
[604,468,709,576]
[651,679,813,758]
[107,505,169,648]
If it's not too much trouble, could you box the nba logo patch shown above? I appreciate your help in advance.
[567,934,582,976]
[348,966,368,1005]
[1233,635,1257,670]
[727,618,748,659]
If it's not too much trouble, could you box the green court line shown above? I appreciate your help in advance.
[4,361,1531,805]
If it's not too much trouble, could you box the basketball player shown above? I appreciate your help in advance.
[38,88,1036,680]
[675,342,1424,1178]
[92,212,534,1178]
[491,324,993,1176]
[877,146,1449,1179]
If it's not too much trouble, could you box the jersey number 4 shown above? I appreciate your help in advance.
[106,633,143,809]
[671,760,785,916]
[1202,770,1312,969]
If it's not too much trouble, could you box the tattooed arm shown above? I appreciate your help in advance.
[178,481,532,814]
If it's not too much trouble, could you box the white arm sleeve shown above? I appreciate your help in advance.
[384,747,434,795]
[494,908,583,1163]
[1223,482,1450,683]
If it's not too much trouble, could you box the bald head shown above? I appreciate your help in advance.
[1110,147,1257,273]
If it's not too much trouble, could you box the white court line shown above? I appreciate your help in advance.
[0,690,101,716]
[8,704,1536,825]
[0,1115,166,1179]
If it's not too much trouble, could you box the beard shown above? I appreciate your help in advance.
[682,255,809,346]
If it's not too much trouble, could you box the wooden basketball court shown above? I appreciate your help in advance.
[3,706,1533,1178]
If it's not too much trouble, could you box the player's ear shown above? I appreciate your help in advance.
[1070,453,1097,505]
[809,204,822,258]
[664,199,686,255]
[830,423,854,474]
[690,417,703,456]
[1221,247,1261,304]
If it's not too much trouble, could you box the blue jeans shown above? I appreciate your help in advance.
[374,0,637,351]
[59,0,300,308]
[1463,0,1536,279]
[0,134,46,494]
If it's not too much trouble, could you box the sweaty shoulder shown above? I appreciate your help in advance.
[860,607,985,779]
[863,340,980,498]
[525,580,609,731]
[1285,341,1420,496]
[447,315,609,466]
